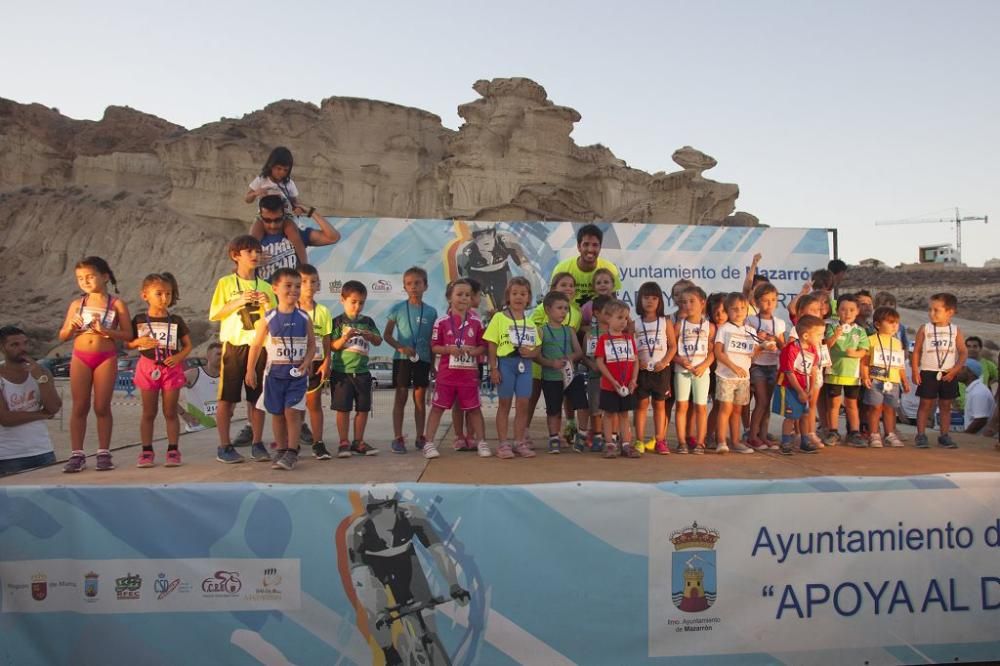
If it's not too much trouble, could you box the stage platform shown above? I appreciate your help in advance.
[3,424,998,487]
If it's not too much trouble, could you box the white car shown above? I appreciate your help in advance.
[369,361,393,389]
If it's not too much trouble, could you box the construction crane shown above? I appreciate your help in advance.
[875,208,988,265]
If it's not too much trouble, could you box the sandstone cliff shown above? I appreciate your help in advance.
[1,77,760,351]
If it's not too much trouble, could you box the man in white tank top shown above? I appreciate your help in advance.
[182,343,222,432]
[0,326,60,475]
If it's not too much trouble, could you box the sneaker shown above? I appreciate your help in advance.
[548,436,561,454]
[847,432,867,448]
[780,444,794,456]
[623,443,641,458]
[63,452,86,473]
[589,435,605,453]
[603,442,619,459]
[272,449,298,470]
[337,441,351,458]
[822,431,841,447]
[95,450,115,471]
[767,439,781,451]
[938,434,959,449]
[232,424,253,447]
[514,441,536,458]
[572,433,587,453]
[250,442,272,462]
[732,442,755,454]
[654,439,670,455]
[799,439,819,454]
[136,449,155,468]
[885,432,905,448]
[806,433,825,449]
[390,437,407,454]
[747,437,768,451]
[216,445,245,464]
[915,433,930,449]
[423,441,440,459]
[312,441,332,460]
[351,440,379,456]
[869,433,884,449]
[675,441,689,454]
[497,441,515,459]
[522,438,536,451]
[477,440,493,458]
[716,442,730,454]
[692,444,705,455]
[453,436,469,451]
[165,449,182,467]
[415,435,429,451]
[299,423,313,446]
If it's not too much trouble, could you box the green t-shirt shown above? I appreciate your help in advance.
[540,323,573,381]
[331,314,380,373]
[209,274,277,347]
[483,310,540,358]
[303,302,333,360]
[824,321,870,385]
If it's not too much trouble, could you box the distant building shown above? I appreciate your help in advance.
[918,243,957,264]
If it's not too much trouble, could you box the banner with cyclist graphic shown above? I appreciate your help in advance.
[3,475,999,664]
[304,219,830,354]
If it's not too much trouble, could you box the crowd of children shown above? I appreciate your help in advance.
[47,147,997,473]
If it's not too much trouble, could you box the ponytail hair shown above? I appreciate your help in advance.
[76,256,119,294]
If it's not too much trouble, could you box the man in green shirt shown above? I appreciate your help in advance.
[957,336,998,410]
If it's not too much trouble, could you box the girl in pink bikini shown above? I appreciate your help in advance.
[57,257,132,472]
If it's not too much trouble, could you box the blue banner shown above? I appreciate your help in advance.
[3,475,1000,664]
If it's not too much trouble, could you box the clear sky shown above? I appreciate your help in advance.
[4,0,998,266]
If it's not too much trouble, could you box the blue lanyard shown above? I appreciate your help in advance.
[451,311,469,347]
[608,334,629,385]
[507,310,528,348]
[680,318,704,361]
[639,317,660,359]
[545,324,569,356]
[145,311,171,363]
[406,302,425,348]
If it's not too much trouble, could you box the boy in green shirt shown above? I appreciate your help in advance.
[330,280,383,458]
[823,295,870,447]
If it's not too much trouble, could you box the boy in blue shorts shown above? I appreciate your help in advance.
[384,266,437,453]
[330,281,383,458]
[774,315,824,455]
[246,268,316,470]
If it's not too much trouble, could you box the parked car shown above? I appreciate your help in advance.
[369,361,393,389]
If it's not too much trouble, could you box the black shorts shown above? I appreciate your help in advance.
[331,371,373,412]
[599,388,637,414]
[825,383,861,400]
[392,359,431,389]
[541,376,588,416]
[219,343,265,404]
[916,370,959,400]
[635,368,672,401]
[307,360,326,393]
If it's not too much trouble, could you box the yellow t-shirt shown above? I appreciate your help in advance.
[530,302,583,331]
[303,302,334,359]
[483,310,541,358]
[209,274,277,347]
[551,257,622,306]
[866,333,905,383]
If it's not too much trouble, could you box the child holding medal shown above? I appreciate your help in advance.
[862,307,909,448]
[484,277,540,459]
[912,292,967,449]
[423,279,489,459]
[595,299,640,458]
[673,285,715,454]
[128,273,192,468]
[58,256,133,473]
[633,282,676,456]
[537,291,585,454]
[246,268,315,470]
